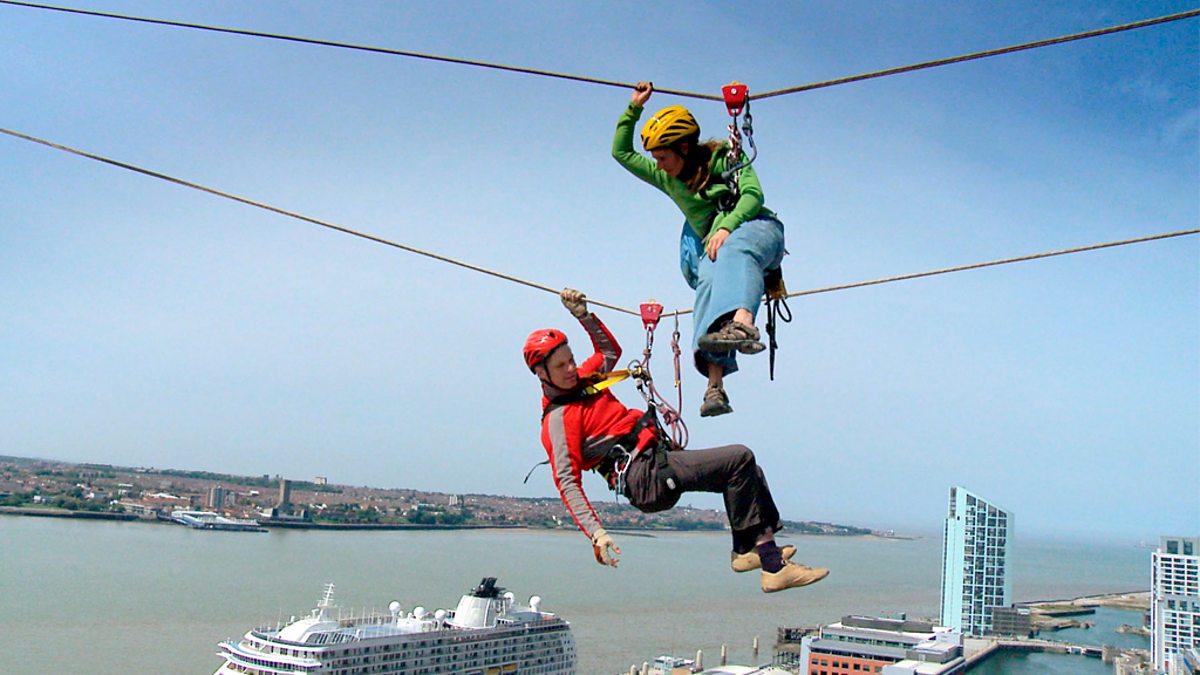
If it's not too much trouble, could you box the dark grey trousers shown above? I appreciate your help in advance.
[622,443,782,541]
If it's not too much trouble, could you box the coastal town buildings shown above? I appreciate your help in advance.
[790,615,965,674]
[206,485,226,510]
[1151,535,1200,674]
[939,486,1013,636]
[0,456,877,535]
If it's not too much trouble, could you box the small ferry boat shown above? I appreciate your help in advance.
[170,510,265,532]
[214,577,576,674]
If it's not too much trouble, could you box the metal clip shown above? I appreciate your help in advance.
[611,447,634,497]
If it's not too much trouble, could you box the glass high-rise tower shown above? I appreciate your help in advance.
[939,486,1013,636]
[1151,535,1200,673]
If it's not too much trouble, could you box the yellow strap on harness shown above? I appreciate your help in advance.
[579,370,632,396]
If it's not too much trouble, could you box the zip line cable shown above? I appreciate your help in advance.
[0,0,718,101]
[4,125,1195,323]
[2,0,1197,103]
[753,8,1200,100]
[664,228,1200,317]
[0,126,641,317]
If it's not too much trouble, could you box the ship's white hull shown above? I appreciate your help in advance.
[215,578,576,674]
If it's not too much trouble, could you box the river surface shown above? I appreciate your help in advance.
[0,516,1151,673]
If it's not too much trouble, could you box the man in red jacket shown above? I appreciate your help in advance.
[524,289,829,593]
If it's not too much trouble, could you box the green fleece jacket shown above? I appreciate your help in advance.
[611,103,775,241]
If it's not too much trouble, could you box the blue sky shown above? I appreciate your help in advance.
[1,0,1196,543]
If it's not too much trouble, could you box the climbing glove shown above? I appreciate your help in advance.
[561,288,589,319]
[591,528,620,567]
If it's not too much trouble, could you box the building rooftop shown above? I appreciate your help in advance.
[843,615,939,633]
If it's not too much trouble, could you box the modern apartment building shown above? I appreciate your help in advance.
[791,615,964,675]
[1151,536,1200,674]
[939,486,1013,636]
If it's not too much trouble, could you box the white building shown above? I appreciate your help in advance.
[1151,536,1200,674]
[794,616,964,674]
[939,486,1013,636]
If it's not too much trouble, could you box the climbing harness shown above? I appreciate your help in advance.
[522,369,636,484]
[531,300,691,494]
[593,300,688,497]
[596,405,676,496]
[524,302,688,489]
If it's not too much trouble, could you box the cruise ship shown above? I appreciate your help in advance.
[214,577,576,674]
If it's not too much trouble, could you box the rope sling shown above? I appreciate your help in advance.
[718,82,793,381]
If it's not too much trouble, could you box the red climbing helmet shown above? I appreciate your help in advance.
[523,329,567,371]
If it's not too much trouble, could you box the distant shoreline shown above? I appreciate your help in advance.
[0,508,910,539]
[0,507,530,531]
[0,454,883,536]
[0,506,139,521]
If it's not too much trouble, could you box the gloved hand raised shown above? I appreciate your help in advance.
[560,288,589,320]
[591,528,620,568]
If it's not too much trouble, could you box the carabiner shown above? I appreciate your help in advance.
[611,447,634,497]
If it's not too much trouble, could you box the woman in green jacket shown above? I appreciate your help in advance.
[612,82,786,417]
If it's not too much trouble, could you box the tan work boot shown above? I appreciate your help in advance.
[731,545,797,573]
[761,561,830,593]
[699,384,733,417]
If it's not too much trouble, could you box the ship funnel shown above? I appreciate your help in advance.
[448,580,507,629]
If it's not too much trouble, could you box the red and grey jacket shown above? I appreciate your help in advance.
[539,313,657,540]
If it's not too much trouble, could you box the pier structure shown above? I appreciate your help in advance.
[963,636,1107,667]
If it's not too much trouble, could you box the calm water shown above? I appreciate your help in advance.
[0,517,1151,674]
[971,607,1150,674]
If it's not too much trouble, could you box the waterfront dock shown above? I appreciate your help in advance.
[964,636,1105,667]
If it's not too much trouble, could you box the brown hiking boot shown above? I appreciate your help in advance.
[699,384,733,417]
[731,545,796,573]
[761,562,830,593]
[698,320,766,355]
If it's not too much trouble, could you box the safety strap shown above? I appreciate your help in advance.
[700,174,739,215]
[540,370,632,419]
[763,267,793,381]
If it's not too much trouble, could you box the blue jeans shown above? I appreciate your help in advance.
[679,216,786,376]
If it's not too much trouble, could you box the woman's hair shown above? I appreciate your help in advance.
[677,137,726,193]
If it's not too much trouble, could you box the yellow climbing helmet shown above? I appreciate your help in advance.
[640,105,700,150]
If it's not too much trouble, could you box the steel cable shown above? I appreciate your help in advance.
[0,126,641,316]
[4,127,1195,319]
[0,0,718,100]
[754,8,1200,100]
[4,126,1196,322]
[665,229,1200,317]
[2,1,1195,103]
